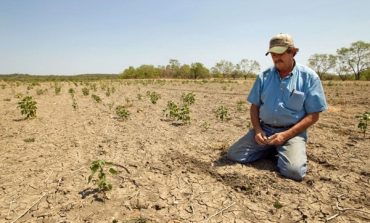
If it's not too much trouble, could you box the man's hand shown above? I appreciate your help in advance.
[255,130,268,145]
[265,132,287,145]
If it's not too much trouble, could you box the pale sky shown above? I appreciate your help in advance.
[1,0,369,75]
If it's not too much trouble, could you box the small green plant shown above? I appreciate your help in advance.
[68,88,75,94]
[215,105,229,121]
[163,101,190,124]
[72,97,78,110]
[201,121,210,132]
[236,100,246,112]
[137,93,143,100]
[90,83,97,92]
[24,138,35,143]
[115,105,130,120]
[105,88,111,97]
[54,84,61,95]
[181,92,196,106]
[273,200,283,209]
[164,101,179,120]
[17,96,37,119]
[82,87,90,96]
[356,112,370,137]
[147,91,161,104]
[88,160,117,192]
[91,94,102,103]
[36,89,45,95]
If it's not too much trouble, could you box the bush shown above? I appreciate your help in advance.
[163,101,190,124]
[181,92,196,106]
[115,105,130,120]
[91,94,102,103]
[18,96,37,119]
[215,105,229,121]
[147,91,161,104]
[82,87,89,96]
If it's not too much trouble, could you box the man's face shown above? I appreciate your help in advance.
[271,50,294,72]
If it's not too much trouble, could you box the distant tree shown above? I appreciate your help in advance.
[212,60,235,78]
[165,59,181,78]
[361,68,370,81]
[168,59,180,69]
[335,59,353,81]
[238,59,260,79]
[308,54,336,79]
[190,63,210,79]
[137,65,161,78]
[336,41,370,80]
[210,67,222,78]
[121,66,136,78]
[179,64,191,78]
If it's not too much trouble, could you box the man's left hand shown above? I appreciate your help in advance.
[265,132,288,145]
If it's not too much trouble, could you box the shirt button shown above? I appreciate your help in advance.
[274,109,277,112]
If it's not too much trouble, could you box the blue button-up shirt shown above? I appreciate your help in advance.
[247,63,327,126]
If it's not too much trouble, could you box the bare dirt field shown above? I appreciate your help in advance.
[0,79,369,223]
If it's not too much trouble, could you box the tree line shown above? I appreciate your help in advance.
[121,59,260,79]
[121,40,370,80]
[308,40,370,80]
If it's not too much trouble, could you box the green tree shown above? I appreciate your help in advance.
[238,59,260,79]
[190,63,210,79]
[136,65,161,78]
[212,60,235,78]
[121,66,136,78]
[179,64,191,78]
[165,59,181,78]
[308,54,337,79]
[336,41,370,80]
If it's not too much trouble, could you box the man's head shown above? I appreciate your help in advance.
[266,33,299,75]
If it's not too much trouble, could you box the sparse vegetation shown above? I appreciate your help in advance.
[215,105,229,121]
[115,105,130,120]
[88,160,117,192]
[181,92,196,105]
[17,96,37,119]
[236,100,246,112]
[356,112,370,137]
[82,87,90,96]
[54,84,62,95]
[24,138,35,143]
[273,200,283,209]
[163,101,191,124]
[91,94,102,103]
[146,91,161,104]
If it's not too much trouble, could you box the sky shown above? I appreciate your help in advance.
[1,0,369,75]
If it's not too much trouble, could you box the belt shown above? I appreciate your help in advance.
[261,122,293,129]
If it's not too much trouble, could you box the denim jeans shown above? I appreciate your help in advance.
[227,125,307,181]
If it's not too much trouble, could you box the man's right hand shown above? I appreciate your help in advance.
[255,130,268,145]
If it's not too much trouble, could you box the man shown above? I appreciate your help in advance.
[227,33,327,181]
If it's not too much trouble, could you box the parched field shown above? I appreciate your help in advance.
[0,79,369,223]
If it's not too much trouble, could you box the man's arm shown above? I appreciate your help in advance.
[267,112,320,145]
[250,104,269,145]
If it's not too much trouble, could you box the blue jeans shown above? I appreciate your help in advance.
[227,125,307,181]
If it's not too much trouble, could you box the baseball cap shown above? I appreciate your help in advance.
[265,33,296,56]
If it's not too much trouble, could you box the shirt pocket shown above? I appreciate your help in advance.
[284,89,305,111]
